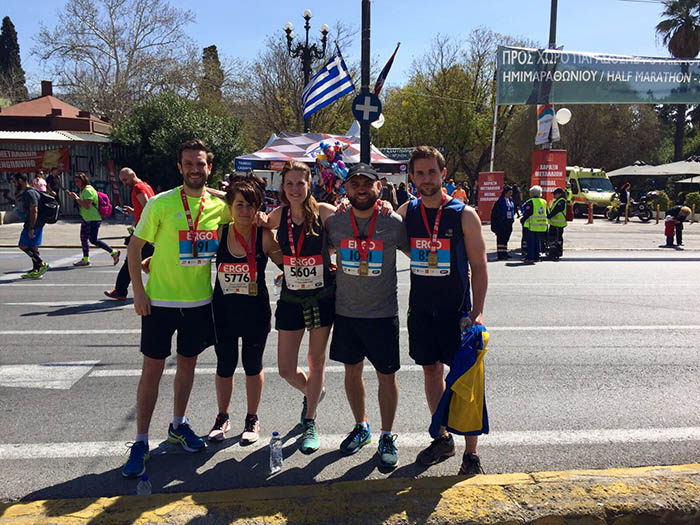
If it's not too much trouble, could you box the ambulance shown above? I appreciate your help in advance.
[566,166,615,216]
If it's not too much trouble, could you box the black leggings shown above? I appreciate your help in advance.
[80,220,112,258]
[214,332,268,377]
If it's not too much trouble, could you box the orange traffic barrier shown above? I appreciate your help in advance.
[587,201,593,224]
[624,203,629,224]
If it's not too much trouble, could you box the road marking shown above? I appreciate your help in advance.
[89,365,425,378]
[0,283,116,287]
[0,254,83,282]
[2,426,700,460]
[2,325,700,336]
[0,361,98,389]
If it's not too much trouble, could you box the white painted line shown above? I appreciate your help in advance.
[3,325,700,336]
[89,364,425,378]
[0,361,98,389]
[2,426,700,460]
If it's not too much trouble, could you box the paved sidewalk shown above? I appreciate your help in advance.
[1,464,699,524]
[1,215,698,251]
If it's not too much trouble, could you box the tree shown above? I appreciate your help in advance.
[199,45,224,106]
[656,0,700,160]
[112,92,244,190]
[0,16,28,103]
[34,0,199,121]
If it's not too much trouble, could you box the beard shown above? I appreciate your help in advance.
[183,173,207,189]
[419,184,440,197]
[348,193,378,211]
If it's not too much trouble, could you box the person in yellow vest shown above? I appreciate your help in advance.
[547,187,567,261]
[520,185,547,264]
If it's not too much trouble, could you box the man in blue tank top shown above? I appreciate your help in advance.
[397,146,488,476]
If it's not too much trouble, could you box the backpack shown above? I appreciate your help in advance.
[37,190,61,224]
[96,191,112,218]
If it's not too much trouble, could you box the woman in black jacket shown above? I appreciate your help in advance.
[490,186,515,260]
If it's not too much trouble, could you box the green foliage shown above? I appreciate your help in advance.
[0,16,28,103]
[112,92,244,190]
[199,45,224,106]
[652,190,672,211]
[684,191,700,210]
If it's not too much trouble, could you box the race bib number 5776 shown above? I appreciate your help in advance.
[283,255,324,290]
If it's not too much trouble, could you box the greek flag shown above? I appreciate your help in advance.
[302,49,355,120]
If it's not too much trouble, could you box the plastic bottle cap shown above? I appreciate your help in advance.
[141,475,148,481]
[272,431,279,437]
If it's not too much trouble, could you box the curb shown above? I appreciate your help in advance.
[1,464,699,524]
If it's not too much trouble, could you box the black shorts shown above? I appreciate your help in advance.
[275,291,335,331]
[214,332,268,377]
[330,315,400,375]
[141,303,216,360]
[407,309,461,366]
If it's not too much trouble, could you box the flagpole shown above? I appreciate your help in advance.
[489,67,499,172]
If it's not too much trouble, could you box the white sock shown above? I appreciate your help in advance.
[135,433,148,445]
[171,416,186,429]
[380,430,392,437]
[358,421,369,430]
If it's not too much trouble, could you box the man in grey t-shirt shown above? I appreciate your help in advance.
[325,163,408,470]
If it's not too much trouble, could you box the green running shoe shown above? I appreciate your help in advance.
[377,433,398,469]
[300,419,320,453]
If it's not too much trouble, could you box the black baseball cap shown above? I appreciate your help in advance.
[346,163,379,181]
[553,187,565,195]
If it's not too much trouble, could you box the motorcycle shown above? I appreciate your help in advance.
[606,191,655,222]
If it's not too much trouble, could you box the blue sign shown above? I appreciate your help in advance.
[235,158,254,172]
[352,93,382,123]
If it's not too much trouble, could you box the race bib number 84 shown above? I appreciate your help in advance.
[410,238,451,276]
[179,230,218,266]
[283,255,324,290]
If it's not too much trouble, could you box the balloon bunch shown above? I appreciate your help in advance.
[315,141,348,195]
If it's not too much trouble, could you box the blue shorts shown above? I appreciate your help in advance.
[19,227,43,247]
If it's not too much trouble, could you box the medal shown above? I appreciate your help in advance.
[180,187,206,259]
[248,282,258,296]
[428,252,438,268]
[350,203,378,277]
[359,260,369,275]
[420,194,446,268]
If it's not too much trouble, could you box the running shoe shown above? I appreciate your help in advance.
[20,269,40,279]
[241,414,259,444]
[112,250,121,265]
[299,386,326,425]
[168,419,206,452]
[300,419,320,453]
[73,259,90,266]
[35,263,49,277]
[377,434,399,469]
[339,423,371,455]
[104,289,127,300]
[122,441,149,478]
[416,433,456,466]
[207,413,230,442]
[458,452,485,476]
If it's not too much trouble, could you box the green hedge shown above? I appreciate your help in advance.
[684,191,700,212]
[651,190,671,211]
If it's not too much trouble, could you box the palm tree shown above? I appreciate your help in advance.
[656,0,700,161]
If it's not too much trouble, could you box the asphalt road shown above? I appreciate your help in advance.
[0,247,699,503]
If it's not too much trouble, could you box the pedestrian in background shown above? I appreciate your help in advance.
[547,187,568,260]
[32,171,47,193]
[663,205,691,248]
[46,167,62,197]
[617,182,630,222]
[511,183,522,217]
[396,181,411,207]
[520,185,547,264]
[490,185,515,260]
[451,182,467,203]
[11,173,49,279]
[380,177,398,210]
[444,178,456,197]
[68,172,120,267]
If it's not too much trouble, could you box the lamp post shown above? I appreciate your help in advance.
[285,9,329,133]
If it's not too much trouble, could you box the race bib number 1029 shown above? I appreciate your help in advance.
[283,255,324,290]
[179,230,218,266]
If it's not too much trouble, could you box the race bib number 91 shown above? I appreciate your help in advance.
[217,262,252,295]
[339,238,383,276]
[179,230,218,266]
[283,255,324,290]
[410,238,451,276]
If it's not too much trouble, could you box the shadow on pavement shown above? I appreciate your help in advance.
[20,300,132,317]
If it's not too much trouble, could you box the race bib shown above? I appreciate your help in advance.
[217,262,254,295]
[339,238,383,276]
[283,255,324,290]
[410,238,451,276]
[178,229,218,266]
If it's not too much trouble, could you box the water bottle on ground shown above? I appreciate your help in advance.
[273,273,283,297]
[136,474,152,495]
[269,431,283,473]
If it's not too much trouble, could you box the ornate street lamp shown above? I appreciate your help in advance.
[285,9,329,132]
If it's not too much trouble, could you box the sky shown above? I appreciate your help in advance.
[5,0,671,94]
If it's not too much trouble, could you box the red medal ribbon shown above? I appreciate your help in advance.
[350,201,379,264]
[419,194,446,254]
[180,187,207,254]
[233,225,257,284]
[286,207,305,257]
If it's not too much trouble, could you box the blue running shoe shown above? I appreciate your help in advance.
[339,423,371,455]
[168,419,205,452]
[377,433,399,469]
[122,441,149,478]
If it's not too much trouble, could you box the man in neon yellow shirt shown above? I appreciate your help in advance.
[122,139,227,478]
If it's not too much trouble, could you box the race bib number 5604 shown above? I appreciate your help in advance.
[283,255,324,290]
